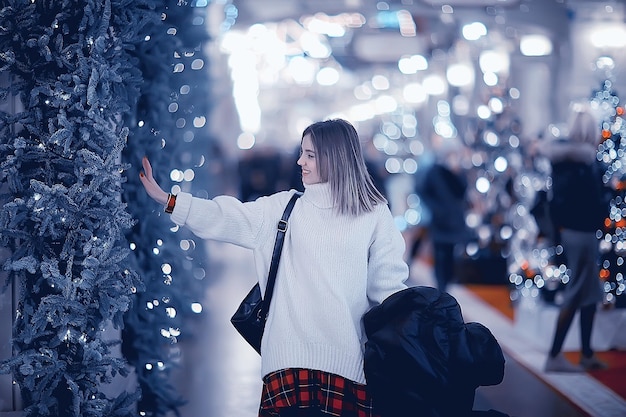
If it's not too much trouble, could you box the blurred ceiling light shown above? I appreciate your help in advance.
[220,30,247,53]
[476,176,490,194]
[235,93,261,132]
[483,130,499,146]
[303,14,346,37]
[520,34,553,56]
[377,1,390,11]
[170,169,184,182]
[250,25,284,57]
[348,102,376,122]
[287,56,316,84]
[402,124,417,137]
[373,133,388,150]
[494,156,508,172]
[372,75,390,90]
[477,104,492,119]
[409,139,424,155]
[404,158,418,174]
[403,114,418,128]
[471,152,484,167]
[441,5,454,14]
[300,31,331,59]
[248,23,271,42]
[384,140,399,155]
[479,50,509,74]
[382,122,401,139]
[227,46,261,133]
[398,54,429,74]
[237,132,256,150]
[590,25,626,49]
[483,72,498,86]
[596,56,615,70]
[462,22,487,41]
[193,116,206,128]
[423,74,446,96]
[433,117,457,138]
[385,158,402,174]
[437,100,451,117]
[375,95,398,113]
[354,84,373,100]
[403,83,427,104]
[317,67,340,86]
[488,97,504,113]
[446,62,475,87]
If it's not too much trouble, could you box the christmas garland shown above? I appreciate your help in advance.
[0,1,213,415]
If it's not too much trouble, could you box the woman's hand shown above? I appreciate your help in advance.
[139,156,169,206]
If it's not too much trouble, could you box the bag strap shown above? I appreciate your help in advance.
[262,191,302,311]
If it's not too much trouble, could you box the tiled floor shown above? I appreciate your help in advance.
[451,285,626,417]
[167,241,626,417]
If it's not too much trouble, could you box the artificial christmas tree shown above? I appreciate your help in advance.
[0,1,216,416]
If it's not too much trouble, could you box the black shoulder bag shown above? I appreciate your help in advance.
[230,192,302,354]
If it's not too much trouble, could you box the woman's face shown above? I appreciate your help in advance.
[297,134,322,185]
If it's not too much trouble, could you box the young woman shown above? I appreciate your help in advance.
[139,118,409,416]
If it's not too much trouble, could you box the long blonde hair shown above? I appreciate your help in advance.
[302,119,386,216]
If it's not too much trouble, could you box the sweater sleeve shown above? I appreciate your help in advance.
[168,191,279,249]
[366,205,409,305]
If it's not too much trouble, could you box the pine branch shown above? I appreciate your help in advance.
[0,0,152,416]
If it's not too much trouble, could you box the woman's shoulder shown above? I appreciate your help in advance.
[370,201,394,221]
[253,189,301,208]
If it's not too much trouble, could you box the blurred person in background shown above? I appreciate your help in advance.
[238,145,284,201]
[541,104,611,373]
[417,136,474,293]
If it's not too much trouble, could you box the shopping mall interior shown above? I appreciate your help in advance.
[175,1,626,416]
[1,1,626,417]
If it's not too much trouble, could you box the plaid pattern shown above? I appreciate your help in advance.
[259,368,381,417]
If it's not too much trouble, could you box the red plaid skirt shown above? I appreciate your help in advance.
[259,368,381,417]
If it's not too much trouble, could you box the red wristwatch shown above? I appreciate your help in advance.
[164,193,177,214]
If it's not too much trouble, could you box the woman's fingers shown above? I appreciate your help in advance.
[139,157,169,205]
[142,156,154,180]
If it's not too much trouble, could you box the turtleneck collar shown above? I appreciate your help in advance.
[302,182,335,209]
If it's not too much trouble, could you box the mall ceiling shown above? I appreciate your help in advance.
[231,0,620,68]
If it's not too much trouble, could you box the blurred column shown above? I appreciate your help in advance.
[0,72,21,416]
[0,245,21,416]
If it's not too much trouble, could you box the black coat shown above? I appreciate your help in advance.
[363,286,506,417]
[550,160,608,232]
[544,138,611,233]
[419,163,474,244]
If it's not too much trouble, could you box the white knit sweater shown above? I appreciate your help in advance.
[170,182,408,384]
